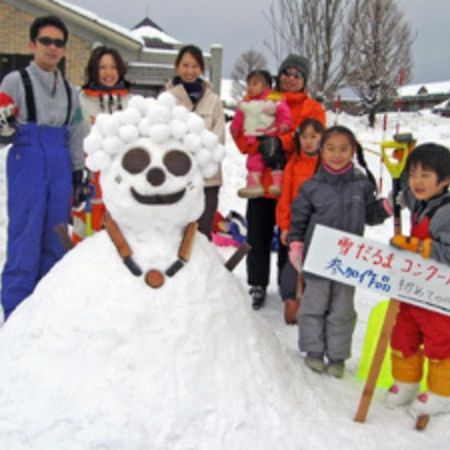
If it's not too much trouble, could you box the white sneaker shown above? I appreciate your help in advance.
[408,391,450,416]
[384,382,420,409]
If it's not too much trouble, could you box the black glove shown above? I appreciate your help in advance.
[258,136,286,170]
[72,169,92,207]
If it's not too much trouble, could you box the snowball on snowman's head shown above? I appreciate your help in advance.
[84,92,226,232]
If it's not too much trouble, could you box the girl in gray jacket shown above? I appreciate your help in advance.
[288,126,392,377]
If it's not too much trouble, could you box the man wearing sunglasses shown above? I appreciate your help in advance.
[0,16,85,321]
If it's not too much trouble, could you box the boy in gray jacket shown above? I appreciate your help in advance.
[288,126,391,377]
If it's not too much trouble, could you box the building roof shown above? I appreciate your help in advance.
[130,24,180,48]
[398,81,450,97]
[133,17,163,32]
[33,0,143,49]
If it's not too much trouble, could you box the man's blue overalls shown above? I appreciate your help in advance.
[1,69,72,320]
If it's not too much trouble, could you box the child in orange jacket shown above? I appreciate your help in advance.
[277,119,324,324]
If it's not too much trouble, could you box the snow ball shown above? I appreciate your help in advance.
[169,119,188,139]
[84,131,103,155]
[211,144,226,162]
[94,113,112,136]
[201,162,218,179]
[172,105,190,122]
[149,124,171,144]
[102,136,122,155]
[128,95,147,115]
[157,91,176,110]
[187,113,205,133]
[119,125,139,143]
[86,151,111,172]
[196,148,211,167]
[144,97,157,111]
[201,130,219,149]
[147,104,171,124]
[111,110,126,125]
[183,133,202,153]
[138,117,152,136]
[101,115,120,136]
[121,108,142,126]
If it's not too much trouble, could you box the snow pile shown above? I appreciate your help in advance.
[0,93,316,449]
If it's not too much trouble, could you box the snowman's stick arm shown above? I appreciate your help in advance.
[225,242,251,271]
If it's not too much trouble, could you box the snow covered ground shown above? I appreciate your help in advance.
[0,108,450,449]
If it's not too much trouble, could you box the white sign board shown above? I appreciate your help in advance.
[304,225,450,316]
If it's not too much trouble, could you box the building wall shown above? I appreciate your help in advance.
[0,1,223,95]
[0,1,93,86]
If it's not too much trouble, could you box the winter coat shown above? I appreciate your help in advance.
[276,151,318,231]
[288,165,389,254]
[79,86,130,133]
[232,89,325,198]
[230,89,291,137]
[403,188,450,264]
[166,79,225,187]
[391,189,450,362]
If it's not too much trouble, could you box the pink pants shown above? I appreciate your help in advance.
[247,152,265,172]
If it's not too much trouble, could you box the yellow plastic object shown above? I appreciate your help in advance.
[381,140,409,179]
[357,300,428,389]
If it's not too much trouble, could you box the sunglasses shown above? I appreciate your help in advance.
[36,36,66,48]
[282,69,302,79]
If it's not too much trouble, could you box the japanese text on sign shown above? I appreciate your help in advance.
[304,225,450,316]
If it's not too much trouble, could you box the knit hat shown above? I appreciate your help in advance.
[277,54,309,83]
[0,92,19,144]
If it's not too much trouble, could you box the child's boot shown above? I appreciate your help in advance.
[385,349,423,408]
[409,357,450,416]
[304,353,325,373]
[284,298,300,325]
[238,172,264,198]
[384,381,420,408]
[268,170,283,196]
[408,391,450,416]
[326,360,345,378]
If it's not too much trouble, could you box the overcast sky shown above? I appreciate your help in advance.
[67,0,449,85]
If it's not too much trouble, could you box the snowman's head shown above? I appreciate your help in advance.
[84,93,225,233]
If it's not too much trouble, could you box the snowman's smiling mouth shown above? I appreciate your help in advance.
[130,187,186,205]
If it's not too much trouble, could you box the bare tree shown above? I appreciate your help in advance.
[231,49,268,101]
[264,0,358,101]
[346,0,413,127]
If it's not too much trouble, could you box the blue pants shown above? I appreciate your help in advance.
[1,123,72,319]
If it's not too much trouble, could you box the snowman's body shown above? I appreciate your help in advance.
[0,94,307,449]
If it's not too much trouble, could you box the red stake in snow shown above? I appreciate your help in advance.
[395,68,406,135]
[334,95,341,125]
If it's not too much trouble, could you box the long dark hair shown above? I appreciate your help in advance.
[294,118,325,154]
[319,125,377,191]
[84,46,128,87]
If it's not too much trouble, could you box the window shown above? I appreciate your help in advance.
[0,53,65,82]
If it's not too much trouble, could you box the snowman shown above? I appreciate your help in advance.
[0,93,312,449]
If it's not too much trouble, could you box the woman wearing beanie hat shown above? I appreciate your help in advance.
[232,53,325,311]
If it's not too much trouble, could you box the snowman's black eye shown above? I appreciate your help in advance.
[122,148,151,174]
[163,150,191,176]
